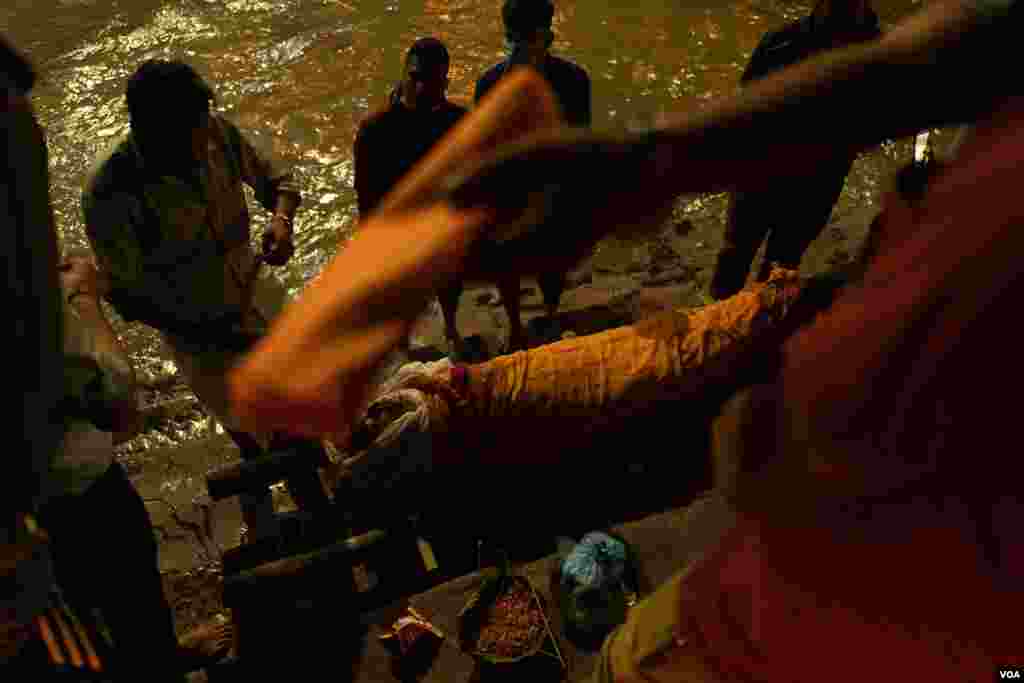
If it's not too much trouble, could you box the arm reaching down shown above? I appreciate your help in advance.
[59,252,140,444]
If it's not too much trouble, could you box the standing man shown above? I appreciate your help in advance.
[83,59,327,541]
[354,37,468,355]
[459,0,591,352]
[709,0,880,300]
[354,37,468,218]
[475,0,590,127]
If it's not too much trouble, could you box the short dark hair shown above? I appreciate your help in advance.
[125,59,214,129]
[406,37,450,74]
[502,0,555,39]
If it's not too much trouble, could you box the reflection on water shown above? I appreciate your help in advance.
[4,0,931,448]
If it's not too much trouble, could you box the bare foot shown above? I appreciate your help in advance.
[178,617,233,671]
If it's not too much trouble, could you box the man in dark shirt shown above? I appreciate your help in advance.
[475,0,590,127]
[709,0,880,300]
[354,38,467,217]
[447,0,590,354]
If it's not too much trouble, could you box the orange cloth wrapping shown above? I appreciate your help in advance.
[461,269,804,425]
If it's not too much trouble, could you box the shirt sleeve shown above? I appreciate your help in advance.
[221,117,301,212]
[80,180,193,328]
[81,186,146,294]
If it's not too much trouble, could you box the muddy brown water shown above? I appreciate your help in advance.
[4,0,950,579]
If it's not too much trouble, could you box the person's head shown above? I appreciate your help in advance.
[502,0,555,67]
[399,38,450,111]
[125,59,215,169]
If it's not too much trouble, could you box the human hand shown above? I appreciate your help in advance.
[262,216,295,266]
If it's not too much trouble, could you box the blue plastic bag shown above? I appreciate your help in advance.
[558,532,639,651]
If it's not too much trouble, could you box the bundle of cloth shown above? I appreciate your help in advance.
[331,267,808,483]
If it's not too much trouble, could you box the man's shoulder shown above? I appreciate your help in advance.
[476,62,506,95]
[743,17,818,80]
[754,18,809,56]
[547,55,590,84]
[357,100,402,138]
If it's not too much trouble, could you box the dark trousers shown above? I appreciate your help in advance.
[710,173,847,300]
[37,464,183,683]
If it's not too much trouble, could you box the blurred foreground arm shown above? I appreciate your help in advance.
[59,253,141,444]
[446,0,1016,225]
[228,68,561,440]
[228,0,1011,441]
